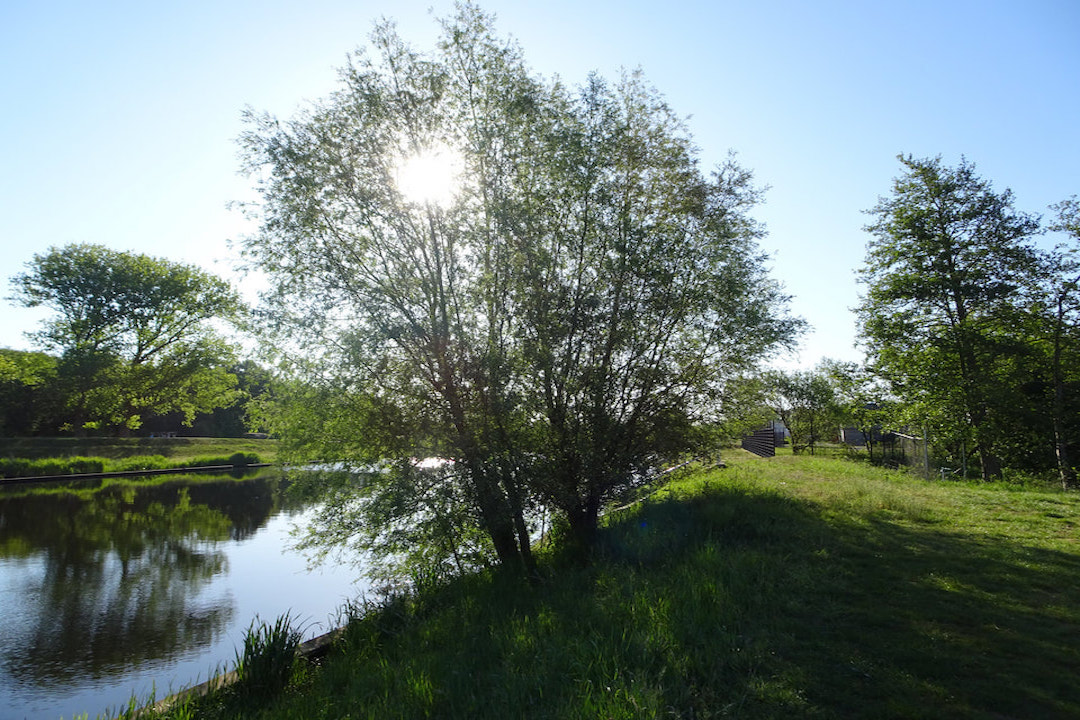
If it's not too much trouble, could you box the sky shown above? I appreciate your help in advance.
[2,0,1077,368]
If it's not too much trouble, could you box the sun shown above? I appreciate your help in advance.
[395,145,463,207]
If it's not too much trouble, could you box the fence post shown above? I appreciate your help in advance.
[922,423,931,481]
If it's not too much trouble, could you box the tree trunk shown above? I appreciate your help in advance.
[1051,297,1077,489]
[966,398,1003,481]
[565,494,600,554]
[1053,418,1075,490]
[500,470,536,574]
[469,462,527,572]
[975,442,1003,482]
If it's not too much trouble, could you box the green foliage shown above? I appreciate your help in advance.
[710,374,776,441]
[761,366,840,454]
[820,358,899,464]
[858,155,1046,480]
[0,348,61,434]
[239,3,800,572]
[8,243,243,434]
[285,463,495,590]
[1022,197,1080,487]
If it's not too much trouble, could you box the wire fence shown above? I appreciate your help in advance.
[890,430,931,479]
[741,423,961,481]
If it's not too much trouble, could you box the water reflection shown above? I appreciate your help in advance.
[0,472,332,718]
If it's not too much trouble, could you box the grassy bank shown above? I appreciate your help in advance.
[0,437,278,478]
[134,451,1080,719]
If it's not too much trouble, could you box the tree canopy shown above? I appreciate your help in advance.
[857,155,1079,484]
[0,349,60,435]
[9,243,243,433]
[240,5,800,575]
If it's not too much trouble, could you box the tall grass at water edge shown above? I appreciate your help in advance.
[128,451,1080,719]
[0,436,276,460]
[234,613,307,698]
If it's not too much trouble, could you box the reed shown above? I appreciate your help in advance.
[234,613,305,698]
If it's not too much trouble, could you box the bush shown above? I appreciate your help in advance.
[228,452,260,466]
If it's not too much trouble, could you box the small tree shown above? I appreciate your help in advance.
[762,368,839,454]
[9,243,243,433]
[821,359,897,464]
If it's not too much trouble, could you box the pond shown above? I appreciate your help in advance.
[0,471,368,720]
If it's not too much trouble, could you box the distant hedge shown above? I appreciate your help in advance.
[0,452,263,479]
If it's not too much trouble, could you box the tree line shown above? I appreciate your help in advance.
[3,5,1076,576]
[736,157,1079,490]
[3,244,271,437]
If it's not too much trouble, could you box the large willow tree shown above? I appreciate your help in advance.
[240,5,799,576]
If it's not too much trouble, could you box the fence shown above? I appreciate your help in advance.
[888,431,928,478]
[741,424,779,458]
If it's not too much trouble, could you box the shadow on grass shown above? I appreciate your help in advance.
[169,478,1080,720]
[794,514,1080,719]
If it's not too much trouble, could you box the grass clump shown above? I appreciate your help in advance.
[234,613,306,698]
[136,451,1080,719]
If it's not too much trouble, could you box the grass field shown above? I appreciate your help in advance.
[134,450,1080,719]
[0,437,279,478]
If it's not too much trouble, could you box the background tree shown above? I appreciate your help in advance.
[239,5,799,574]
[762,368,838,454]
[709,374,777,447]
[821,358,897,464]
[142,359,275,437]
[1024,198,1080,487]
[857,155,1041,480]
[9,244,242,434]
[0,349,61,435]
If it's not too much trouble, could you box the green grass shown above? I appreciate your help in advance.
[0,437,278,478]
[0,436,278,461]
[131,451,1080,719]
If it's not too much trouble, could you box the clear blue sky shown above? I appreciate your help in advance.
[2,0,1077,367]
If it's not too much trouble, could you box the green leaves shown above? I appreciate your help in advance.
[9,243,243,433]
[240,4,799,571]
[857,155,1076,481]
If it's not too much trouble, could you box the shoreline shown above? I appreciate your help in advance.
[0,463,274,485]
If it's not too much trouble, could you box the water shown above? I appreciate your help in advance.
[0,471,368,720]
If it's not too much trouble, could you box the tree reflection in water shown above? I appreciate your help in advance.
[0,474,287,686]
